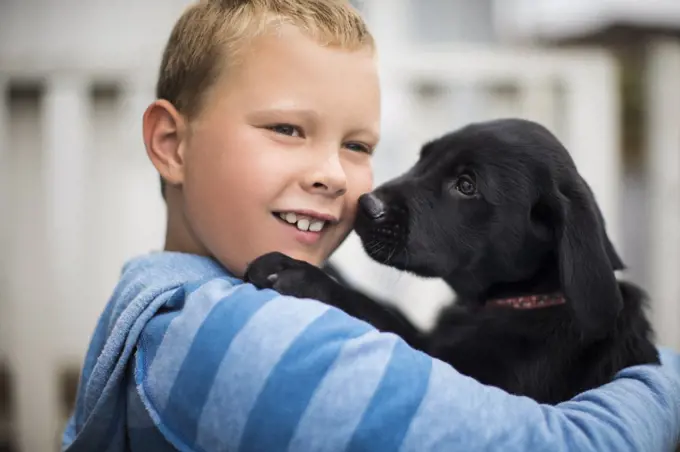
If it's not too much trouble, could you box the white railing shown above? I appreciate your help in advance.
[0,72,163,452]
[645,39,680,351]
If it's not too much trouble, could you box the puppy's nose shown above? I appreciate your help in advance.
[358,193,386,221]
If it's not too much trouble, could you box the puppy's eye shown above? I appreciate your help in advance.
[454,174,477,196]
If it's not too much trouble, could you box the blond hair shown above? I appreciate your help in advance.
[156,0,374,121]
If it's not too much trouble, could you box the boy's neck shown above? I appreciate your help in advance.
[163,189,210,256]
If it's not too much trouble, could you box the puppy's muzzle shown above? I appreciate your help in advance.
[355,191,408,265]
[358,193,386,221]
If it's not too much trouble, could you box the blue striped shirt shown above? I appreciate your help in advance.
[62,251,680,451]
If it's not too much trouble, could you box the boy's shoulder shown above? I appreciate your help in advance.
[63,252,243,450]
[120,251,234,290]
[102,251,237,330]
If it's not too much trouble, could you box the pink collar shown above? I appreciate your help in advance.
[486,293,566,309]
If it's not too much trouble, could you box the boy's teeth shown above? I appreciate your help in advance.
[278,212,326,232]
[296,219,310,231]
[309,220,324,232]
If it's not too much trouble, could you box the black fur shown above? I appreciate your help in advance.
[245,118,659,404]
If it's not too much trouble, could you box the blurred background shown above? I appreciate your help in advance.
[1,0,679,450]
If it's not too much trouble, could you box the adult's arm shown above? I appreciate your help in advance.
[135,278,680,451]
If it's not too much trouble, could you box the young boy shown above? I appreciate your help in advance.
[62,1,680,451]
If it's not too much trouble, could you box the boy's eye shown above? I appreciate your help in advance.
[344,142,373,154]
[267,124,303,138]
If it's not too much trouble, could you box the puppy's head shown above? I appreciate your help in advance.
[355,118,623,334]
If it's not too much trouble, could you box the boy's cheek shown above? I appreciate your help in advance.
[353,162,374,193]
[329,221,354,254]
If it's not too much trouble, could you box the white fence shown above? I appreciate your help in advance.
[645,40,680,352]
[0,74,165,452]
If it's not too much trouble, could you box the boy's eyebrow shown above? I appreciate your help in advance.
[247,107,321,122]
[346,127,380,143]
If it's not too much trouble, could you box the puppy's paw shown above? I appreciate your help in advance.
[244,252,335,302]
[243,252,300,288]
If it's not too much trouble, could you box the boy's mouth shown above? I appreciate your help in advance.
[272,211,329,232]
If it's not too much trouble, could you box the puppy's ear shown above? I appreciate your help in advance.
[603,229,625,271]
[584,183,626,271]
[551,175,623,337]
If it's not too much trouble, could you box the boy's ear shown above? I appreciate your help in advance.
[143,100,188,188]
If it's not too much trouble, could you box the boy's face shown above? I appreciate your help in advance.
[148,26,380,277]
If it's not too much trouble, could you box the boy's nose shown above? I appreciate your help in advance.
[303,153,347,196]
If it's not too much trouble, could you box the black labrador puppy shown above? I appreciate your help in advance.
[245,118,659,404]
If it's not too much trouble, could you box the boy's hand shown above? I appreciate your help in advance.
[244,252,340,303]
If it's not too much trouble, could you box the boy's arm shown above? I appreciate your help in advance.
[135,278,680,452]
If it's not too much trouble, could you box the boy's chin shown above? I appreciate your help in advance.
[246,230,350,271]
